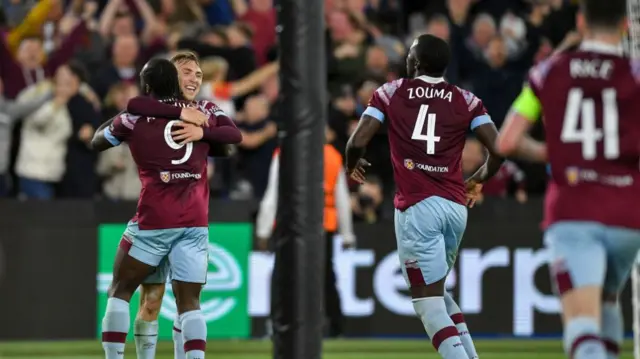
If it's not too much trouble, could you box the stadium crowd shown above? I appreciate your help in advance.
[0,0,580,221]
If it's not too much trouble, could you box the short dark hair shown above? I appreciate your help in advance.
[66,60,89,83]
[414,34,450,77]
[140,58,180,100]
[581,0,626,29]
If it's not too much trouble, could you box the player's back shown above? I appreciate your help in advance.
[122,100,211,229]
[371,76,490,210]
[531,42,640,229]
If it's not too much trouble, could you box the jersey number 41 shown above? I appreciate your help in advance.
[561,88,619,160]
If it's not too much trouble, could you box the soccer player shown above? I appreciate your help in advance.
[346,34,503,359]
[123,51,232,359]
[496,1,640,358]
[92,58,242,359]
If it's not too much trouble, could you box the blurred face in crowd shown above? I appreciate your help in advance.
[345,0,365,13]
[427,18,451,43]
[161,0,176,16]
[329,11,354,42]
[175,60,203,101]
[472,15,497,49]
[226,25,249,48]
[110,84,140,110]
[366,46,389,75]
[112,14,136,37]
[250,0,272,12]
[486,36,508,68]
[54,65,81,99]
[244,95,270,123]
[17,38,44,69]
[112,35,140,68]
[462,138,485,174]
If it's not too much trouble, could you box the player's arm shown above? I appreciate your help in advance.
[346,112,380,176]
[468,118,505,184]
[91,113,122,152]
[126,96,209,127]
[255,153,279,249]
[496,86,548,162]
[201,113,243,145]
[335,168,355,248]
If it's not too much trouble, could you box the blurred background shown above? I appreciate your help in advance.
[2,0,636,356]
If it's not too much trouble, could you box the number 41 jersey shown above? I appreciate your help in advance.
[531,42,640,230]
[107,100,213,230]
[367,76,492,211]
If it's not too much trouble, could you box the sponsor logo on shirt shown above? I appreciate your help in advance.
[159,171,202,183]
[404,159,449,173]
[565,166,633,187]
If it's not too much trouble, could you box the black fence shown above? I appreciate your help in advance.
[0,199,633,340]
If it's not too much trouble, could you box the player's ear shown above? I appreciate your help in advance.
[575,11,586,35]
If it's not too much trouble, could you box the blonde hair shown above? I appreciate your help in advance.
[170,51,200,66]
[200,57,229,82]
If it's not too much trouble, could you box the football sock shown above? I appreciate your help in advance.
[601,302,623,359]
[173,316,186,359]
[181,310,207,359]
[102,298,130,359]
[444,292,478,359]
[564,316,606,359]
[134,319,158,359]
[413,296,469,359]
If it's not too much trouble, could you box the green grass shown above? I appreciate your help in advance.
[0,339,634,359]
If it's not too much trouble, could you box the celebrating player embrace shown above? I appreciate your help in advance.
[497,1,640,358]
[92,57,241,359]
[346,34,504,359]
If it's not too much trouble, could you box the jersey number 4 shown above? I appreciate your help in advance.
[411,105,441,154]
[164,120,193,165]
[561,88,619,160]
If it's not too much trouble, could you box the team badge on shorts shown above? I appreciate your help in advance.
[160,171,171,183]
[404,159,415,170]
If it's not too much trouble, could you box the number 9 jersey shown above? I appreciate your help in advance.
[106,100,213,230]
[365,76,492,211]
[524,41,640,230]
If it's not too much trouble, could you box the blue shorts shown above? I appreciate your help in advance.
[124,221,209,284]
[395,196,467,287]
[545,221,640,295]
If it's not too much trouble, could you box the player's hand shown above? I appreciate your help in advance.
[515,189,528,204]
[348,159,371,184]
[172,122,204,145]
[342,234,356,250]
[464,179,483,208]
[180,107,209,127]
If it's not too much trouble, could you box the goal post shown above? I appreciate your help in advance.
[627,0,640,357]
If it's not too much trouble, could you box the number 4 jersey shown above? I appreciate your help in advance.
[517,40,640,229]
[366,75,493,211]
[105,100,215,230]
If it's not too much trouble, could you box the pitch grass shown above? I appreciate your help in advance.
[0,339,635,359]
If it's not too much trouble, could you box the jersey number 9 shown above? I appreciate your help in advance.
[164,120,193,165]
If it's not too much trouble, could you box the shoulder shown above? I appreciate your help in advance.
[374,78,406,105]
[116,112,142,130]
[528,54,567,89]
[627,58,640,84]
[452,86,482,112]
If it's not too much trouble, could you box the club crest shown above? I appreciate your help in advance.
[160,171,171,183]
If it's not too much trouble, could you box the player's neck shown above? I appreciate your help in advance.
[584,31,622,47]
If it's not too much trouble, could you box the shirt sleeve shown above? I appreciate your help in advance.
[363,80,403,123]
[458,88,494,131]
[105,112,137,146]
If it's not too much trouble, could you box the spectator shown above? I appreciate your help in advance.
[59,62,100,198]
[97,83,142,201]
[235,94,277,198]
[91,34,140,99]
[14,64,81,199]
[229,0,276,65]
[0,76,52,196]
